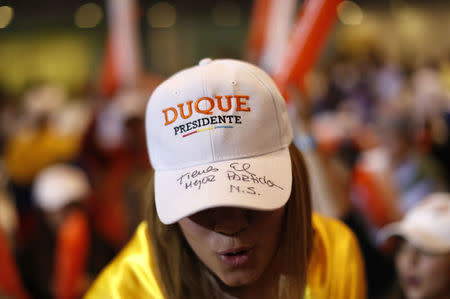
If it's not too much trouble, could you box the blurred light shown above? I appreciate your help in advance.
[337,1,363,26]
[0,6,14,29]
[212,1,241,27]
[147,2,176,28]
[389,0,410,13]
[74,3,103,28]
[394,7,426,46]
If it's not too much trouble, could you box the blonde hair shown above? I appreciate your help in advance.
[146,144,313,298]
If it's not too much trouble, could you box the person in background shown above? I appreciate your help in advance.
[18,164,92,299]
[79,88,150,250]
[379,115,447,213]
[379,192,450,299]
[4,84,84,247]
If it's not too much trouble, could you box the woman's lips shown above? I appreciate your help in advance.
[405,276,421,288]
[218,247,253,267]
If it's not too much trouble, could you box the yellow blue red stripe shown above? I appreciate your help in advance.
[182,126,233,138]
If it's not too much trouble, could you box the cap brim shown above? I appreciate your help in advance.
[154,148,292,224]
[378,222,403,243]
[379,223,449,254]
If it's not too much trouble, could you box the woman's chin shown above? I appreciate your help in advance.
[217,270,260,288]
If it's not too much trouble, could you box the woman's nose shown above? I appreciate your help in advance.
[212,207,250,236]
[405,247,421,267]
[398,243,421,269]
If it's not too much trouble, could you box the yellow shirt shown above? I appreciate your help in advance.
[85,214,366,299]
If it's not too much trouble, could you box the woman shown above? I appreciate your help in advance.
[380,193,450,299]
[85,59,366,298]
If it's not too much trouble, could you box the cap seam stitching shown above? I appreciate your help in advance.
[201,64,215,160]
[236,62,283,147]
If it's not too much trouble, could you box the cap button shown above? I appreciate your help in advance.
[199,58,212,66]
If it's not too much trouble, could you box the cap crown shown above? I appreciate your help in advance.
[146,59,293,170]
[403,193,450,245]
[33,164,90,212]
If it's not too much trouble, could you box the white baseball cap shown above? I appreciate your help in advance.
[146,58,293,224]
[378,192,450,254]
[33,164,91,213]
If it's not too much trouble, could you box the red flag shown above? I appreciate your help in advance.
[0,226,29,299]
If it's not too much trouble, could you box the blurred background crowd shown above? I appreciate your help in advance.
[0,0,449,298]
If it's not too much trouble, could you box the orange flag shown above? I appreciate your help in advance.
[98,36,119,98]
[352,155,402,228]
[246,0,272,63]
[273,0,342,99]
[52,210,90,299]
